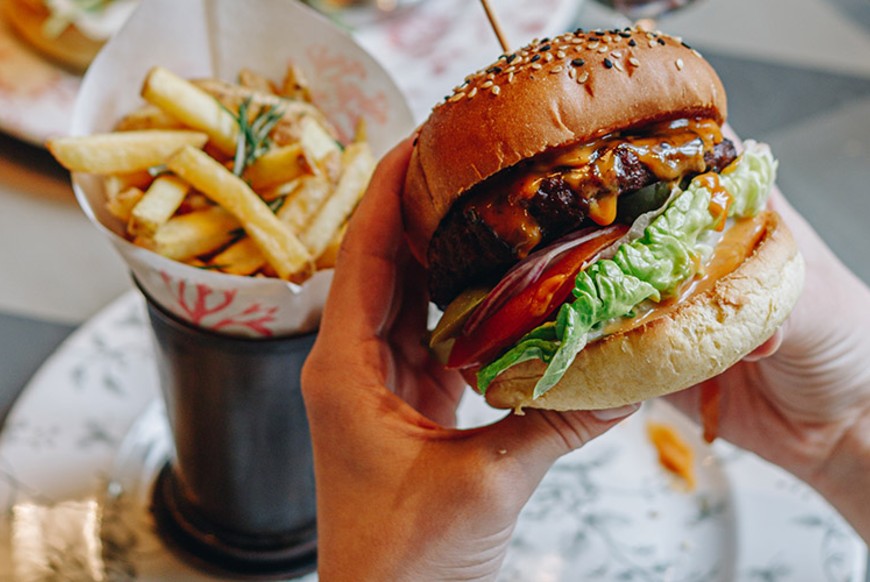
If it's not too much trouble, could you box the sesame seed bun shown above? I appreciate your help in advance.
[3,0,105,72]
[481,211,804,411]
[403,28,803,413]
[402,28,727,266]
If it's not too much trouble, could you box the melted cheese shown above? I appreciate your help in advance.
[461,118,724,258]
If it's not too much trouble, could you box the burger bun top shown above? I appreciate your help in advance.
[403,28,727,266]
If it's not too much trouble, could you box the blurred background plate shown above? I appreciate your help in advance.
[0,11,80,147]
[0,0,581,148]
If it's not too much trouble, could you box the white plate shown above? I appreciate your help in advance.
[0,0,581,146]
[0,290,865,581]
[0,10,81,147]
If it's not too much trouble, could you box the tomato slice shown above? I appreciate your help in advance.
[447,224,629,369]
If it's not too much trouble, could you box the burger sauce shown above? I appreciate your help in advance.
[463,118,724,258]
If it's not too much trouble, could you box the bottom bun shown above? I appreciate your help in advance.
[484,211,805,411]
[3,0,103,72]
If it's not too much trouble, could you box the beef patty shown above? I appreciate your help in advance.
[427,136,737,309]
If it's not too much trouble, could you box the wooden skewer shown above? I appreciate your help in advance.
[479,0,511,54]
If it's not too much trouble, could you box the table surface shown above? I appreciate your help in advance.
[0,0,868,575]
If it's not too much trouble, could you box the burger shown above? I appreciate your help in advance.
[402,27,804,412]
[3,0,137,72]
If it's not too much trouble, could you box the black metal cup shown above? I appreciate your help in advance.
[141,287,318,579]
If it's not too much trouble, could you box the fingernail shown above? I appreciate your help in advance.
[592,403,641,422]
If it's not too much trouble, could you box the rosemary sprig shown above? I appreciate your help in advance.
[267,197,287,213]
[228,98,284,178]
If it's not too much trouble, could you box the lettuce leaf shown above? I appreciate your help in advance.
[477,141,777,397]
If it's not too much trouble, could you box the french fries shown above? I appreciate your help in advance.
[47,64,373,284]
[167,145,314,282]
[141,66,239,155]
[128,175,190,236]
[300,143,374,259]
[243,143,307,190]
[46,130,208,174]
[140,206,241,261]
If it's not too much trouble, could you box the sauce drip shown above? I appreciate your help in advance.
[694,172,733,231]
[647,421,696,491]
[601,212,769,338]
[463,118,724,257]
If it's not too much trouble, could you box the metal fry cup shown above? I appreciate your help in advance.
[67,0,413,577]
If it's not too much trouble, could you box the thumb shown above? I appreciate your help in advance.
[479,404,640,484]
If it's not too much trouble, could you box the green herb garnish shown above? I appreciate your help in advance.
[226,97,284,178]
[267,197,286,213]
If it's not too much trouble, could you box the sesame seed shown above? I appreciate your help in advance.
[613,59,624,71]
[491,85,501,95]
[571,58,585,67]
[628,38,637,47]
[629,57,640,67]
[648,40,658,48]
[692,49,703,58]
[544,52,554,62]
[556,50,566,59]
[482,80,493,88]
[676,58,684,70]
[619,31,632,38]
[658,38,666,45]
[530,54,541,63]
[577,71,590,83]
[507,72,515,83]
[603,58,613,69]
[468,87,478,98]
[551,65,564,73]
[588,41,600,49]
[568,67,576,79]
[506,53,517,63]
[487,66,503,74]
[571,37,583,44]
[611,51,623,58]
[449,93,464,102]
[681,41,692,49]
[540,44,551,51]
[598,45,609,53]
[531,62,543,70]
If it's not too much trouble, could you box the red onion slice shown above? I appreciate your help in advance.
[463,185,680,336]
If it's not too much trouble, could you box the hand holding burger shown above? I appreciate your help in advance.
[302,27,870,581]
[405,27,804,412]
[666,186,870,543]
[302,137,639,581]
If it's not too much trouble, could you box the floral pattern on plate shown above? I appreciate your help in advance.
[0,291,864,581]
